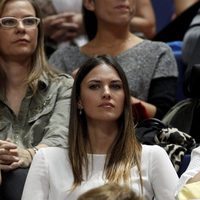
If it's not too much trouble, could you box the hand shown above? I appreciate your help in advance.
[131,97,149,120]
[9,147,33,169]
[71,68,79,78]
[0,140,33,171]
[131,96,156,120]
[187,171,200,184]
[0,140,19,171]
[43,12,80,43]
[72,13,84,35]
[131,96,142,104]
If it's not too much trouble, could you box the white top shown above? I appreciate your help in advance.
[175,146,200,196]
[22,145,178,200]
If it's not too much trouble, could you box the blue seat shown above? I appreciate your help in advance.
[167,41,187,102]
[177,154,191,177]
[151,0,174,33]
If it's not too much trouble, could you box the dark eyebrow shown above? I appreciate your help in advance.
[88,80,101,84]
[111,80,122,83]
[3,15,36,18]
[22,15,37,18]
[88,80,122,84]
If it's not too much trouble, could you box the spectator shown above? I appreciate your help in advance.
[35,0,86,57]
[38,0,156,57]
[0,0,73,199]
[49,0,178,120]
[22,55,179,200]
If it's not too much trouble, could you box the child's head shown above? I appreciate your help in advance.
[77,183,143,200]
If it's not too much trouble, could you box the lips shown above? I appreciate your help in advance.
[115,4,129,10]
[14,39,30,43]
[99,102,114,108]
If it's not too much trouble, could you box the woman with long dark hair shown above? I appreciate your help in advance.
[22,55,178,200]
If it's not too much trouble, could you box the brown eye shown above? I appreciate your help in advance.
[1,17,17,27]
[89,84,100,90]
[110,84,122,90]
[22,17,40,27]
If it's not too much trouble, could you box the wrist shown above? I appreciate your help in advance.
[26,149,34,162]
[32,146,38,155]
[26,147,38,164]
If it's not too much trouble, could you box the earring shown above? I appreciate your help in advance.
[79,109,82,115]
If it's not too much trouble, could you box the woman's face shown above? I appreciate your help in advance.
[79,64,125,123]
[0,0,38,60]
[84,0,136,26]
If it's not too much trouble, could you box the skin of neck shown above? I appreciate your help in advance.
[95,21,132,43]
[87,120,119,154]
[83,21,143,56]
[92,19,136,46]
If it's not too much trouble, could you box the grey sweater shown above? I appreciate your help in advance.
[49,40,178,118]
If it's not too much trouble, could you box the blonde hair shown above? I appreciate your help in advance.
[0,0,57,93]
[78,183,144,200]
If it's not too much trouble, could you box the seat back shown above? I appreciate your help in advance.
[177,154,191,177]
[151,0,174,32]
[167,41,187,102]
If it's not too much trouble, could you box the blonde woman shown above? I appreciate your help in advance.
[0,0,73,199]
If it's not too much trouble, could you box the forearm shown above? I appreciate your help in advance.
[133,0,156,38]
[139,99,157,118]
[187,171,200,184]
[174,0,198,16]
[130,17,156,39]
[74,13,84,35]
[131,96,157,119]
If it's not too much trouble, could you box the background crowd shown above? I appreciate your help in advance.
[0,0,200,200]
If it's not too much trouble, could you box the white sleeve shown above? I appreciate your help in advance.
[175,147,200,195]
[149,145,179,200]
[21,149,49,200]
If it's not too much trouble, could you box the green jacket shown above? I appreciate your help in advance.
[0,73,73,148]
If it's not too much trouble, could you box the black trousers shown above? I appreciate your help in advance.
[0,168,29,200]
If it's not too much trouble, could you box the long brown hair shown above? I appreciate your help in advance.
[0,0,56,93]
[68,55,143,191]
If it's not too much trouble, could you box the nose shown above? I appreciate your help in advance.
[18,21,24,27]
[102,86,111,99]
[16,20,25,31]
